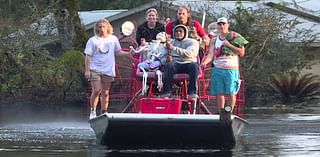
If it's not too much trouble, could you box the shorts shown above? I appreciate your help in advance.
[210,68,241,95]
[90,70,114,82]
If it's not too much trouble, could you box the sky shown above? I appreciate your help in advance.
[266,0,320,15]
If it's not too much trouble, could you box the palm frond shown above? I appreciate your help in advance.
[270,73,320,104]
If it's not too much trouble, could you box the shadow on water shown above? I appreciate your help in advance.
[88,144,233,157]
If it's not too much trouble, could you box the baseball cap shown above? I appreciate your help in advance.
[217,17,228,23]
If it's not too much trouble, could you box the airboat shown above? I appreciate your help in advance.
[88,21,248,149]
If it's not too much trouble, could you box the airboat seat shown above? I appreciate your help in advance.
[136,69,200,81]
[134,46,203,80]
[135,64,203,82]
[135,68,159,79]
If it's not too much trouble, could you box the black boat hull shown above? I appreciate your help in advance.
[89,113,247,149]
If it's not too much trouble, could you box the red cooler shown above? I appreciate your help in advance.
[140,98,183,114]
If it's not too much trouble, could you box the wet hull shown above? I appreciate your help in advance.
[89,113,248,149]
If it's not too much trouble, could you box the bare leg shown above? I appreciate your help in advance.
[90,80,102,112]
[100,89,110,112]
[216,94,225,111]
[217,94,230,122]
[227,94,237,113]
[100,79,112,113]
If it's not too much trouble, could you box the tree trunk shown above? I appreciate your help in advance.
[54,0,81,52]
[56,8,74,51]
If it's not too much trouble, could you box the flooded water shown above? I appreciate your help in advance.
[0,104,320,157]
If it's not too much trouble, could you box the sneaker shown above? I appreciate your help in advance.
[89,111,96,119]
[101,109,108,114]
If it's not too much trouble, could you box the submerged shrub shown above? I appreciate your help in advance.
[270,73,320,104]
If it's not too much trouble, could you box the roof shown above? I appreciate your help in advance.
[78,10,127,26]
[81,1,215,31]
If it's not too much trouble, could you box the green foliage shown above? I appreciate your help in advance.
[0,0,53,20]
[0,74,23,93]
[0,48,85,103]
[226,3,318,103]
[41,50,86,101]
[194,1,318,104]
[270,73,320,104]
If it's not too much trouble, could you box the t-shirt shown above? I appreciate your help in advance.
[213,32,248,69]
[84,35,121,77]
[136,21,165,46]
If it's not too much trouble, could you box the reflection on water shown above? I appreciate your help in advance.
[89,148,233,157]
[0,105,320,157]
[0,122,95,157]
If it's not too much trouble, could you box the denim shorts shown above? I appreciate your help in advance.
[138,60,161,70]
[210,68,241,95]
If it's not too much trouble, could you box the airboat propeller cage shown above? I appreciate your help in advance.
[207,22,218,37]
[121,21,135,36]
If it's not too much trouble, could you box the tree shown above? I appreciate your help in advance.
[189,1,318,105]
[0,0,86,103]
[54,0,87,51]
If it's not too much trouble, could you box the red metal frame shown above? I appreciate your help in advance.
[86,34,245,117]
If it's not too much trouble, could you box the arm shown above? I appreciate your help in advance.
[115,49,131,56]
[223,40,245,57]
[167,40,199,58]
[114,38,129,56]
[202,35,210,47]
[194,21,210,46]
[84,38,94,79]
[201,38,215,67]
[84,55,91,79]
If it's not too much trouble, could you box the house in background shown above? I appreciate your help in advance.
[79,1,214,40]
[78,0,320,74]
[79,0,319,44]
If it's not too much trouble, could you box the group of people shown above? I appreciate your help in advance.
[84,6,248,119]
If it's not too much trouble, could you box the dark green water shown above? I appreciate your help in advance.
[0,104,319,157]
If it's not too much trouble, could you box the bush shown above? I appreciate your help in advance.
[270,72,320,104]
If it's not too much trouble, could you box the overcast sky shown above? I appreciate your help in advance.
[267,0,320,14]
[176,0,320,14]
